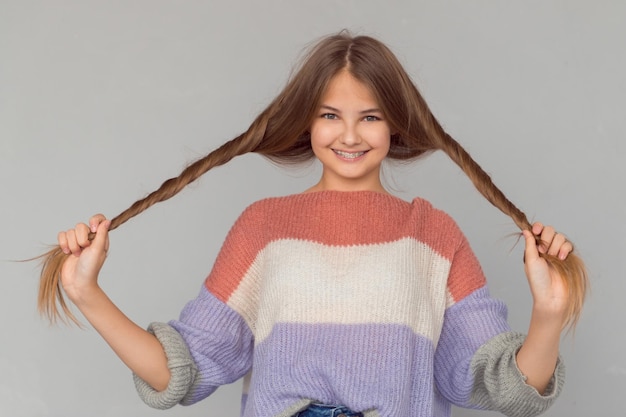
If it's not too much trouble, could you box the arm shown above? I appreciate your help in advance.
[433,221,565,417]
[58,215,170,391]
[516,222,573,394]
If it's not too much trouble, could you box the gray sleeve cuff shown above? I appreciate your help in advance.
[470,332,565,417]
[132,322,199,409]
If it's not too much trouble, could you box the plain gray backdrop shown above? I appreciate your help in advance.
[1,1,624,416]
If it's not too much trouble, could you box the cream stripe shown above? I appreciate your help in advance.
[228,238,452,345]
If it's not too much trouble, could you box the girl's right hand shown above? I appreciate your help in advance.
[57,215,171,390]
[57,214,111,304]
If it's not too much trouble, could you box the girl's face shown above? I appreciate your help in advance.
[308,70,391,193]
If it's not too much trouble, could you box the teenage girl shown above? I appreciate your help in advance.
[45,33,586,417]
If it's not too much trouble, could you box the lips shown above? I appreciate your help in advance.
[333,149,368,159]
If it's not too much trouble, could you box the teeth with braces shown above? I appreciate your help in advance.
[334,150,366,159]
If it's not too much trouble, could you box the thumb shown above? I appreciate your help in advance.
[90,219,111,253]
[522,229,540,264]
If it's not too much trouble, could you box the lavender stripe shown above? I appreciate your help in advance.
[243,323,436,417]
[170,286,254,404]
[167,286,511,416]
[434,286,510,408]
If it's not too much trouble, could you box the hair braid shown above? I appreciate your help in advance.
[379,58,589,330]
[438,133,530,230]
[428,121,588,330]
[37,112,271,324]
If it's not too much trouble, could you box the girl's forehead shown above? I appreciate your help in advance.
[320,71,380,107]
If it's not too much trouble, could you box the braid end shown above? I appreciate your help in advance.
[541,251,589,333]
[35,246,83,327]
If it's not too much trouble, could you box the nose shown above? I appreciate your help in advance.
[339,122,361,146]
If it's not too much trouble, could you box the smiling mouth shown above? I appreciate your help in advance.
[333,149,368,159]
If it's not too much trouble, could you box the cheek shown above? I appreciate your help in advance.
[364,126,391,148]
[310,124,336,148]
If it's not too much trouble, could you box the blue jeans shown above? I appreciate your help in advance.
[294,403,364,417]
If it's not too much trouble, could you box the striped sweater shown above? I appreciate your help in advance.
[133,191,564,417]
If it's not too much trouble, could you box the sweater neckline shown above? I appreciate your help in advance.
[276,189,413,207]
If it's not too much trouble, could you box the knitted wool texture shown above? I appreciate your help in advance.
[134,191,563,417]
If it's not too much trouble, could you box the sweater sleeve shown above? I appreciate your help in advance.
[433,232,564,416]
[469,332,565,417]
[133,206,260,408]
[132,286,254,408]
[132,322,198,409]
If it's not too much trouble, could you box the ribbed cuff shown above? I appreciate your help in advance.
[470,332,565,417]
[133,322,198,409]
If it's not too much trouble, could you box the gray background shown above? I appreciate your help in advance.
[1,1,624,416]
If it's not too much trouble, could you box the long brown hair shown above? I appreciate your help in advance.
[37,32,588,328]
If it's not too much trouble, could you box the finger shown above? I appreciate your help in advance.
[75,223,91,248]
[523,229,540,264]
[531,222,544,236]
[558,240,574,261]
[58,231,70,255]
[88,214,107,234]
[65,229,82,256]
[538,225,557,254]
[90,219,111,253]
[547,232,566,257]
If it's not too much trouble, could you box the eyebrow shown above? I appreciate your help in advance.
[319,104,383,114]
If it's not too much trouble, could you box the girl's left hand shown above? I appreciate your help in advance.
[522,222,573,323]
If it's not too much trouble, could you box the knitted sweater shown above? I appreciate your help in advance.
[133,191,564,417]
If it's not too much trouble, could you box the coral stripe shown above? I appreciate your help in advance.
[206,191,485,308]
